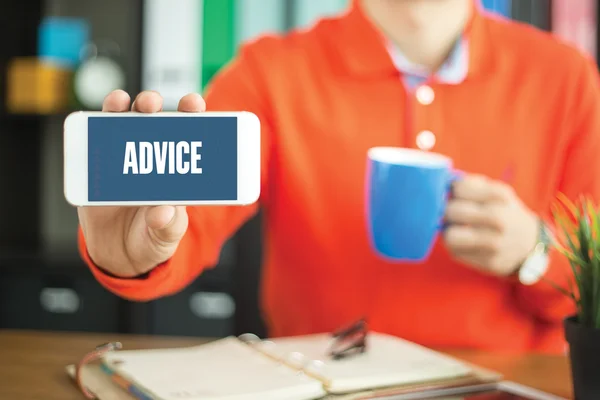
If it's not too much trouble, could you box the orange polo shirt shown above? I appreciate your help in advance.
[80,2,600,353]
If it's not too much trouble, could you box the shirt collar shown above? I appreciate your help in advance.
[333,0,495,81]
[387,37,470,85]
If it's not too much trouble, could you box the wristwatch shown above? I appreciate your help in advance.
[517,219,553,285]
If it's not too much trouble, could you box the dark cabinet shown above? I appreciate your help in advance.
[147,282,236,338]
[0,260,124,332]
[130,238,239,338]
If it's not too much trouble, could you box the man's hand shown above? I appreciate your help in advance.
[77,90,206,278]
[443,174,539,277]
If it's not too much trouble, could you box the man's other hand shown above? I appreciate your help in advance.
[443,174,539,277]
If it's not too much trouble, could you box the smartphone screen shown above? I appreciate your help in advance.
[87,115,238,202]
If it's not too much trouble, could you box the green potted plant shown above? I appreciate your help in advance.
[550,194,600,400]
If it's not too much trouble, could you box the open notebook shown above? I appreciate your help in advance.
[67,332,502,400]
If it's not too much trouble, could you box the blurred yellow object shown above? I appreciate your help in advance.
[6,57,72,114]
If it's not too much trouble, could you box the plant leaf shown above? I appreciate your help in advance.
[556,192,579,221]
[552,202,576,234]
[542,276,577,302]
[549,195,600,327]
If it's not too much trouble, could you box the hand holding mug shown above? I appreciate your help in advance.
[365,147,539,275]
[443,174,539,277]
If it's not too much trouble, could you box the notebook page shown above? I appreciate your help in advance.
[267,332,473,394]
[102,337,327,400]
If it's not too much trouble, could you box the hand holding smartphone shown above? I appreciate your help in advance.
[67,90,260,278]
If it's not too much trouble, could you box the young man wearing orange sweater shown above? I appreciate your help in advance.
[77,0,600,354]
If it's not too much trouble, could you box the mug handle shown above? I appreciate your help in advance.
[439,169,465,231]
[448,168,465,193]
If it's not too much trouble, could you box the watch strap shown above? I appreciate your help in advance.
[517,218,552,285]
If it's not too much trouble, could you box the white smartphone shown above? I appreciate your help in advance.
[385,381,567,400]
[63,111,261,206]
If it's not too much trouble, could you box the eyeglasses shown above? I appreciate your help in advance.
[328,318,368,360]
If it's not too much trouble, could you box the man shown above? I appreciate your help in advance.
[77,0,600,353]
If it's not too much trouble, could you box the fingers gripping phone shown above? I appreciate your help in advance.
[63,111,261,206]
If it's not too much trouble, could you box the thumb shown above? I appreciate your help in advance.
[145,206,188,244]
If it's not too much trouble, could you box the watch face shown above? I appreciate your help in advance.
[74,56,125,109]
[519,252,550,286]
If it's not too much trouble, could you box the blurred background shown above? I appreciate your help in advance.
[0,0,597,340]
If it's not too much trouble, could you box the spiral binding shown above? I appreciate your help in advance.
[238,332,328,378]
[236,318,368,380]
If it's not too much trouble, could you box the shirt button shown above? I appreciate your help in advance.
[416,85,435,105]
[416,130,436,150]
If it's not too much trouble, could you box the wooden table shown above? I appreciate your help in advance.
[0,329,573,399]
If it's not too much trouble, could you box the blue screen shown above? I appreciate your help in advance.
[88,116,238,202]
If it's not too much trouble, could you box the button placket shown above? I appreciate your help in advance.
[416,84,435,105]
[414,84,437,151]
[416,130,436,151]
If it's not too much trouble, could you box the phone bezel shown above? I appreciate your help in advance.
[63,111,261,206]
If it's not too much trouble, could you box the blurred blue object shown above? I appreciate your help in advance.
[481,0,512,17]
[38,17,90,68]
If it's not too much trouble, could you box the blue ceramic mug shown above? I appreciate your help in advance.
[365,147,459,262]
